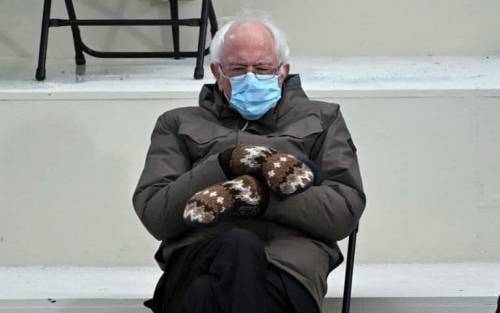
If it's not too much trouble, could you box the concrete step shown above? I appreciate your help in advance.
[0,297,497,313]
[2,263,499,299]
[1,56,499,100]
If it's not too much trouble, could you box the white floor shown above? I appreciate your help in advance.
[1,263,499,300]
[1,56,499,100]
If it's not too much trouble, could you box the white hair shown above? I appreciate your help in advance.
[209,11,290,65]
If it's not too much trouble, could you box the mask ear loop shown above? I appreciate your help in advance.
[270,64,285,115]
[218,64,227,79]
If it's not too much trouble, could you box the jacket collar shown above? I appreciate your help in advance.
[199,74,307,132]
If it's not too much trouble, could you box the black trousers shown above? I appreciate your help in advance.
[144,227,319,313]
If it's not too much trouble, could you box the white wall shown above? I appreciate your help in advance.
[1,0,500,60]
[0,94,499,266]
[1,0,499,267]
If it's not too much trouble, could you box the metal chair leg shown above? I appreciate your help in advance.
[35,0,52,81]
[169,0,180,59]
[64,0,86,65]
[342,224,359,313]
[208,0,218,38]
[193,0,209,79]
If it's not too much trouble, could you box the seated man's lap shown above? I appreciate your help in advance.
[145,228,318,313]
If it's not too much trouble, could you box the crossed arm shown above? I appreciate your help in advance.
[133,107,366,244]
[261,107,366,244]
[132,114,228,241]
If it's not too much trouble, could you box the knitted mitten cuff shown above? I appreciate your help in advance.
[183,175,269,227]
[218,147,236,179]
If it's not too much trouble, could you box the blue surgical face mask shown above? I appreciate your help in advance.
[225,72,282,120]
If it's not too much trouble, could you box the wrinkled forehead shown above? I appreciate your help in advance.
[221,21,278,66]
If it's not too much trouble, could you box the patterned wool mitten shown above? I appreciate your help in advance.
[219,144,278,177]
[183,175,269,227]
[261,153,316,197]
[219,144,316,197]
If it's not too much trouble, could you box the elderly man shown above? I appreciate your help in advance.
[133,13,366,313]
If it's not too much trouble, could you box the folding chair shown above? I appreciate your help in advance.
[35,0,218,81]
[341,223,359,313]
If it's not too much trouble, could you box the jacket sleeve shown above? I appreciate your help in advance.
[132,113,228,241]
[261,105,367,244]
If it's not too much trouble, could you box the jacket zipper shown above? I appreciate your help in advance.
[241,121,249,131]
[236,121,248,146]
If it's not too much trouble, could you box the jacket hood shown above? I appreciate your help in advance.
[198,74,308,132]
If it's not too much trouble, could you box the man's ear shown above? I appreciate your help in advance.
[210,63,225,92]
[279,63,290,85]
[210,63,220,80]
[282,63,290,76]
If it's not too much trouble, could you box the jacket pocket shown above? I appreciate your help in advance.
[177,122,232,164]
[271,115,323,139]
[266,115,324,159]
[178,123,232,144]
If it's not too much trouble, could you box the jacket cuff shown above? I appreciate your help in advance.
[184,153,231,194]
[218,147,236,179]
[299,158,323,186]
[255,175,270,216]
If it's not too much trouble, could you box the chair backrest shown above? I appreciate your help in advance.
[341,223,359,313]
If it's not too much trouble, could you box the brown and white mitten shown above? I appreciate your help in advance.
[183,175,268,227]
[219,144,278,177]
[261,153,316,197]
[219,144,316,198]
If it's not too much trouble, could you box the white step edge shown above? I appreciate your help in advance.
[1,56,499,100]
[0,263,499,300]
[0,298,497,313]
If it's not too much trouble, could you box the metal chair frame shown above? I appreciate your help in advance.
[35,0,218,81]
[341,223,359,313]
